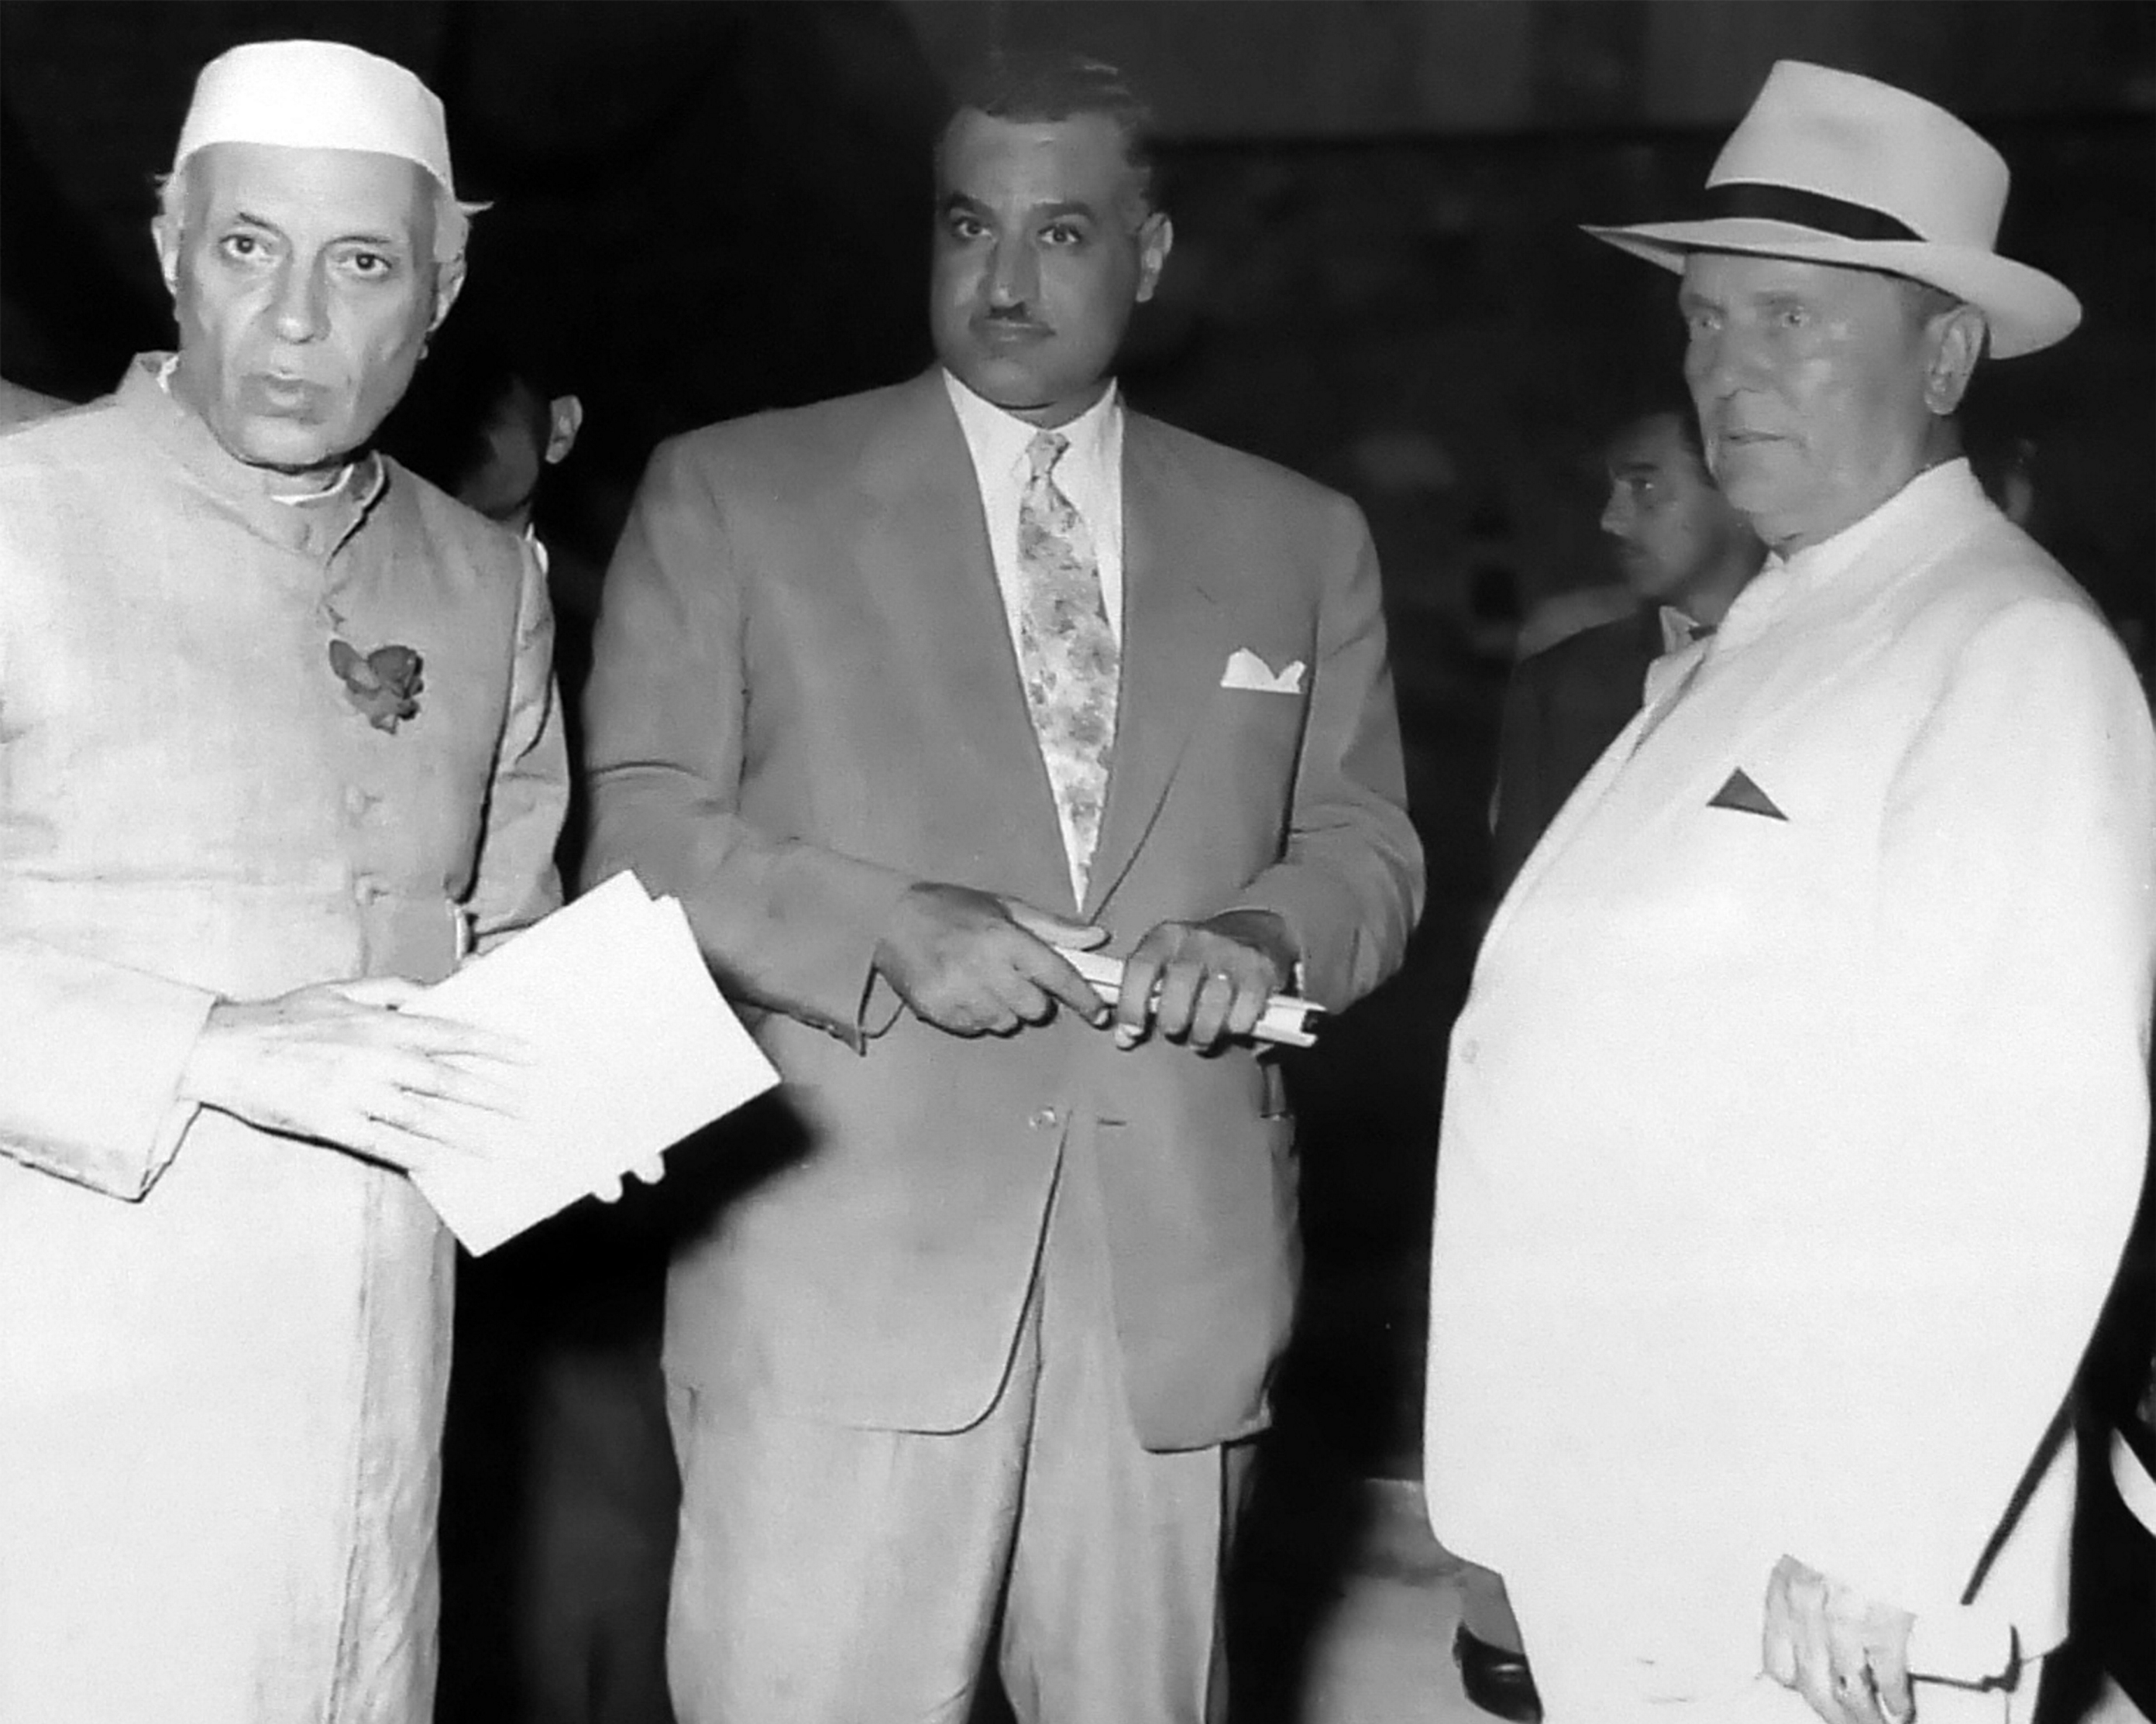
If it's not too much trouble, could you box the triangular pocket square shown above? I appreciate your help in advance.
[1220,648,1305,695]
[1707,768,1786,821]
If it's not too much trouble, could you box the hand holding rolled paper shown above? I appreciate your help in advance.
[1056,946,1322,1049]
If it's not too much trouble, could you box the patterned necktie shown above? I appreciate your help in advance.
[1015,428,1119,901]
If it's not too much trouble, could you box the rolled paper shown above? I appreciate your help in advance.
[1057,946,1322,1048]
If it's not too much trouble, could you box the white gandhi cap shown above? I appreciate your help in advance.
[172,39,456,196]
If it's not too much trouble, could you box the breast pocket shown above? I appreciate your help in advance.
[1191,678,1309,845]
[1652,776,1855,967]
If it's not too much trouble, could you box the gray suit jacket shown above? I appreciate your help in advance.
[582,369,1421,1448]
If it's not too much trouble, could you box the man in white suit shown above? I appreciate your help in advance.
[1425,61,2156,1724]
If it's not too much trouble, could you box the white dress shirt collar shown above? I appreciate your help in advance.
[941,369,1127,644]
[942,370,1121,488]
[1657,606,1704,658]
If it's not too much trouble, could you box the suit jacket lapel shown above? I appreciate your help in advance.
[1085,414,1226,915]
[851,371,1073,907]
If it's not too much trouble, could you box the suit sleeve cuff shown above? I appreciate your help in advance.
[1906,1609,2018,1684]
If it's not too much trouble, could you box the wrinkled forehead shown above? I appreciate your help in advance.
[182,140,434,244]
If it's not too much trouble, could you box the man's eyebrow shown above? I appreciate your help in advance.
[937,191,989,216]
[218,209,405,249]
[1030,199,1100,222]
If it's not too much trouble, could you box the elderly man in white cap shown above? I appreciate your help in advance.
[0,39,566,1722]
[1425,60,2156,1724]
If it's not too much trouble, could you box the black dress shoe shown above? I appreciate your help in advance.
[1454,1623,1544,1722]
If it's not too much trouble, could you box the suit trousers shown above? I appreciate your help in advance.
[1504,1565,2045,1724]
[663,1128,1250,1724]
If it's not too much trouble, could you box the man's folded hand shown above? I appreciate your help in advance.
[1763,1554,1915,1724]
[1113,909,1296,1052]
[178,977,533,1176]
[872,882,1110,1037]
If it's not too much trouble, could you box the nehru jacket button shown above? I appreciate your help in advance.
[1460,1037,1480,1065]
[353,879,380,904]
[1028,1108,1059,1131]
[344,787,370,815]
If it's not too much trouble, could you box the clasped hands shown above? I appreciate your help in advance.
[1763,1554,1917,1724]
[872,881,1294,1049]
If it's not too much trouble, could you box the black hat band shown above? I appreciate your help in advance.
[1707,181,1923,243]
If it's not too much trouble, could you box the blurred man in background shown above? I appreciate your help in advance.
[1487,400,1762,898]
[387,331,605,743]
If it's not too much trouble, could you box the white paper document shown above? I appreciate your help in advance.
[411,871,778,1254]
[1057,946,1323,1048]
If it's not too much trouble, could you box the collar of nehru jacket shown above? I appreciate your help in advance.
[126,353,385,560]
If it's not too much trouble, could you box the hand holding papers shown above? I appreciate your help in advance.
[410,871,778,1254]
[1056,946,1322,1048]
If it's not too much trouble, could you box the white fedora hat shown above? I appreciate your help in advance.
[1584,60,2079,359]
[173,39,456,197]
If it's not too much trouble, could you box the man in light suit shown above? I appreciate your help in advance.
[1425,61,2156,1724]
[581,48,1421,1724]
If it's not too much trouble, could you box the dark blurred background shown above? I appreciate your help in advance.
[5,1,2151,1714]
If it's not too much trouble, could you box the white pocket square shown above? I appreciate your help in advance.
[1219,648,1305,695]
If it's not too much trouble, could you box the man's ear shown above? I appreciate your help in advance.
[429,255,467,335]
[1923,304,1986,417]
[1135,211,1174,305]
[150,215,182,300]
[544,394,584,466]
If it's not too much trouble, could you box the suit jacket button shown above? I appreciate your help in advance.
[1029,1108,1059,1131]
